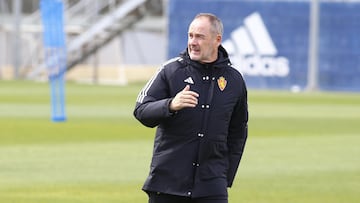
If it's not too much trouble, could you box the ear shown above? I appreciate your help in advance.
[216,34,222,46]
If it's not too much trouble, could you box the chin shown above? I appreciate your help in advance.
[189,55,200,61]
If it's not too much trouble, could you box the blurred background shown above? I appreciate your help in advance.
[1,0,359,92]
[0,1,359,203]
[0,0,165,84]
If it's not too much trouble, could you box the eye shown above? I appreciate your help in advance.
[195,34,205,40]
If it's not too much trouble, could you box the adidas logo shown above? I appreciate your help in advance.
[184,77,194,84]
[223,12,290,77]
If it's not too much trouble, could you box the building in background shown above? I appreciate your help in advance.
[0,0,166,83]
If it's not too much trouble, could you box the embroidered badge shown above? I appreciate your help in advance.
[217,76,227,91]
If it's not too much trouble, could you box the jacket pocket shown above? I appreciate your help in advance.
[198,141,229,180]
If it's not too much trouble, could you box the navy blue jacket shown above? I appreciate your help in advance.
[134,45,248,198]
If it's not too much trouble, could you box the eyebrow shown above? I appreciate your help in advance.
[188,32,206,38]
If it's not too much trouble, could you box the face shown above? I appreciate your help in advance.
[187,17,222,63]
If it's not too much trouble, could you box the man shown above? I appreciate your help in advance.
[134,13,248,203]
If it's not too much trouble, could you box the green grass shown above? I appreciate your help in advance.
[0,80,359,203]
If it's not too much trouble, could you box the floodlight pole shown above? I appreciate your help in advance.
[12,0,22,79]
[306,0,320,91]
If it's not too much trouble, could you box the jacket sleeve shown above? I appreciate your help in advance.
[227,81,248,187]
[133,66,174,128]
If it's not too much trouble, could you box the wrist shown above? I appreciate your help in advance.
[168,98,177,114]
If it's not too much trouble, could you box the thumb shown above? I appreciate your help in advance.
[183,85,190,91]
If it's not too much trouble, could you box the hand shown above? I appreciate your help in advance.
[169,85,199,111]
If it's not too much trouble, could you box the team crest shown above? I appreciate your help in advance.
[217,76,227,91]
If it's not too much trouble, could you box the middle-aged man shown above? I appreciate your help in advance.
[134,13,248,203]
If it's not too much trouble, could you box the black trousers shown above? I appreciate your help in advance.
[148,192,228,203]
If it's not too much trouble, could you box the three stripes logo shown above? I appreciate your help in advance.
[184,77,194,84]
[223,12,290,77]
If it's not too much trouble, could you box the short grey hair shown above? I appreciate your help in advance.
[194,13,224,36]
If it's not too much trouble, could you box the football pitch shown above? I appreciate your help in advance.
[0,80,359,203]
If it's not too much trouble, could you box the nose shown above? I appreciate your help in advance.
[188,36,197,45]
[188,38,193,46]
